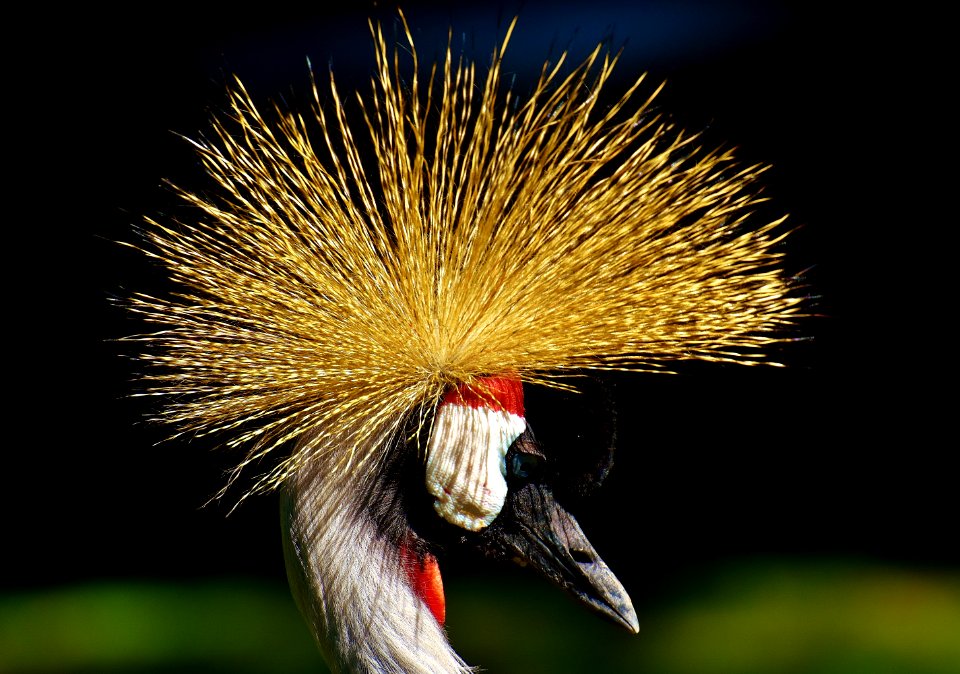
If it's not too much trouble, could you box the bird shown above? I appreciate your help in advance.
[124,12,803,674]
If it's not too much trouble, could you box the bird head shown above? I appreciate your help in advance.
[283,375,635,673]
[407,376,634,624]
[126,10,802,674]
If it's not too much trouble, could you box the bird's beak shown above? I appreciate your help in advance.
[482,482,639,633]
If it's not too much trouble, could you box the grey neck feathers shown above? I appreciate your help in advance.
[281,439,474,674]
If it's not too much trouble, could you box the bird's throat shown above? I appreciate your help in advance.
[400,542,446,625]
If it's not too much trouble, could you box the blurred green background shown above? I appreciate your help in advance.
[4,561,959,673]
[9,1,949,672]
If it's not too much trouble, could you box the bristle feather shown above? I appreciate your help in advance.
[125,16,803,498]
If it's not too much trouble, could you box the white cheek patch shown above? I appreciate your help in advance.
[425,381,526,532]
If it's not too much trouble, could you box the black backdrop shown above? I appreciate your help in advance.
[9,0,950,626]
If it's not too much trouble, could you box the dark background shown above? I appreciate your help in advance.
[7,1,952,672]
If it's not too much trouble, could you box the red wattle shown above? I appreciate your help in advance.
[399,543,446,625]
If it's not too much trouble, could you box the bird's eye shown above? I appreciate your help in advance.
[509,451,543,481]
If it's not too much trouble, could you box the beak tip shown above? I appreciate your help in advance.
[615,602,640,634]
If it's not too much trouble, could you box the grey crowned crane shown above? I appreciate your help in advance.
[126,13,802,674]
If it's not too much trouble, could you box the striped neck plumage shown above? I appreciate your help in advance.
[281,432,471,674]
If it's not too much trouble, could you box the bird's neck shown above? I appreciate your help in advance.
[281,443,471,674]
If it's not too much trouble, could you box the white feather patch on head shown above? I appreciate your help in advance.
[426,402,526,531]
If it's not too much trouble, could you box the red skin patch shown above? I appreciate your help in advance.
[399,542,446,625]
[441,376,524,417]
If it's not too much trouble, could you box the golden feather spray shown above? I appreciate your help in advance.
[125,15,802,500]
